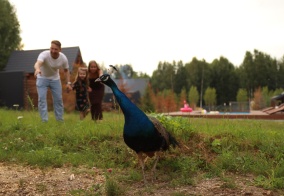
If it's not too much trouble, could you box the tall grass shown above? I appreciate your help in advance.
[1,108,284,191]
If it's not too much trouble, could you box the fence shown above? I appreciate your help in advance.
[204,101,250,113]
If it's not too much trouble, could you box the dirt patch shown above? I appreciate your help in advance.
[0,163,105,195]
[0,163,282,195]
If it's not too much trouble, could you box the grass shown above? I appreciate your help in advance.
[1,108,284,194]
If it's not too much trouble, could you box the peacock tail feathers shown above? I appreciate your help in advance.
[148,116,179,149]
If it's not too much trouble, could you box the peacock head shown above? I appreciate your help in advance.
[95,74,114,86]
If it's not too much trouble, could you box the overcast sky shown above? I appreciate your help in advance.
[9,0,284,76]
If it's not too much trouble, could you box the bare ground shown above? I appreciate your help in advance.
[1,163,283,196]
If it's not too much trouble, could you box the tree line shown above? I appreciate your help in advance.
[140,50,284,112]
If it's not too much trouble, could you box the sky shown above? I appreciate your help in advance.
[8,0,284,76]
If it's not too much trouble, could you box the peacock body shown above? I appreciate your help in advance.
[96,74,178,182]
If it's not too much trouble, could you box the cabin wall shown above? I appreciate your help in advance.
[0,71,25,108]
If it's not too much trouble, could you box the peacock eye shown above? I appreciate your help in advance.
[101,75,109,81]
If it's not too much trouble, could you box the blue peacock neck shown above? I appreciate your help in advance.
[107,79,155,137]
[109,82,148,122]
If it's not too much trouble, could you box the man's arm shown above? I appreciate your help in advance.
[34,60,43,78]
[64,68,71,85]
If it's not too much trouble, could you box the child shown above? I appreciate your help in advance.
[69,68,90,120]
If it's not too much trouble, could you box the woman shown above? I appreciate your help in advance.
[88,60,104,120]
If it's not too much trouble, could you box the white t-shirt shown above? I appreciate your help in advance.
[37,50,69,80]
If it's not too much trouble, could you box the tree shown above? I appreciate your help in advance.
[261,86,273,108]
[188,86,199,109]
[238,51,254,98]
[273,88,284,96]
[134,71,150,78]
[236,88,249,111]
[173,61,187,94]
[204,87,216,111]
[236,88,248,102]
[151,61,176,93]
[163,89,177,113]
[209,57,239,105]
[253,87,263,110]
[238,50,279,97]
[276,55,284,88]
[184,58,210,107]
[0,0,22,70]
[154,91,164,113]
[179,87,187,107]
[141,83,155,112]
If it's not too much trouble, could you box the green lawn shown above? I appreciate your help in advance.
[1,108,284,193]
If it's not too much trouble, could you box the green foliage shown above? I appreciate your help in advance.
[188,86,199,108]
[27,147,64,168]
[105,178,126,196]
[173,61,187,94]
[150,114,194,142]
[117,169,142,182]
[273,88,284,96]
[251,87,284,109]
[261,86,273,107]
[236,88,248,102]
[179,87,187,105]
[151,61,177,92]
[276,56,284,88]
[166,156,200,185]
[204,87,217,110]
[220,176,237,189]
[238,50,280,94]
[0,0,22,70]
[141,83,155,112]
[184,58,210,96]
[255,166,284,189]
[210,57,239,105]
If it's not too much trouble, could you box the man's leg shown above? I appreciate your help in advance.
[36,78,48,122]
[50,79,64,121]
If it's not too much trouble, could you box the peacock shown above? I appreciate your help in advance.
[95,73,179,183]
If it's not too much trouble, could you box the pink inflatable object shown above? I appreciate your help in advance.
[180,100,192,112]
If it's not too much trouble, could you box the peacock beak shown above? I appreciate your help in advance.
[95,78,101,82]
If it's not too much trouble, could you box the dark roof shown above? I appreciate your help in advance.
[4,46,82,73]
